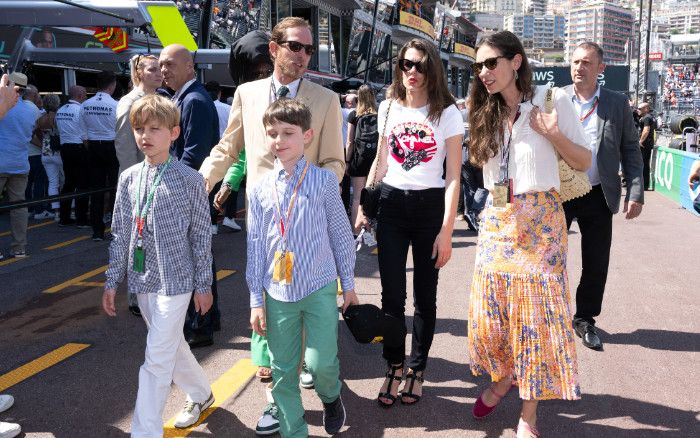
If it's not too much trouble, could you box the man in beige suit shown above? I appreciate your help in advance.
[199,17,344,192]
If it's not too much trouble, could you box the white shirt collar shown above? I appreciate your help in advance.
[173,78,197,101]
[271,75,302,99]
[572,85,601,105]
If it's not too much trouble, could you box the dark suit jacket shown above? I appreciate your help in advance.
[562,85,644,213]
[172,80,220,171]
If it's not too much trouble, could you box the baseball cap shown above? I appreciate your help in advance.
[342,304,406,347]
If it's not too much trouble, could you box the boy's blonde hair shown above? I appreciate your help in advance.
[262,98,312,131]
[129,94,180,129]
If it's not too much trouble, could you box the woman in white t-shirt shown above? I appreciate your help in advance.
[356,38,463,408]
[466,31,591,438]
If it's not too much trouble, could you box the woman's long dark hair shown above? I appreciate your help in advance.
[388,38,455,124]
[468,31,534,167]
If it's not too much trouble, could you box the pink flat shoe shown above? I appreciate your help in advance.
[472,382,513,419]
[517,418,540,437]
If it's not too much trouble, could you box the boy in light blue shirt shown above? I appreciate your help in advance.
[247,98,357,437]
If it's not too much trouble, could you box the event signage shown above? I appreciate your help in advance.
[399,11,435,37]
[648,52,663,61]
[454,42,475,58]
[531,65,630,92]
[654,146,700,217]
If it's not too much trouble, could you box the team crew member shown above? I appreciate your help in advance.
[55,85,90,227]
[81,71,119,241]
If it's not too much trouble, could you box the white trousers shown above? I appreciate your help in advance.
[131,293,211,438]
[41,153,63,210]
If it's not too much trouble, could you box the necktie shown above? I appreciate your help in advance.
[277,85,289,99]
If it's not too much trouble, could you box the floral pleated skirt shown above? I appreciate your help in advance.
[468,190,580,400]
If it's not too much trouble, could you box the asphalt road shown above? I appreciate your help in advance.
[0,191,698,437]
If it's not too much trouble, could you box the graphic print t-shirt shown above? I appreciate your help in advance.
[378,100,464,190]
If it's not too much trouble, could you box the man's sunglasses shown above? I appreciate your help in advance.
[471,56,509,76]
[279,40,315,56]
[398,59,425,74]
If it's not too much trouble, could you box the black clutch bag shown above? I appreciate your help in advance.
[360,183,382,220]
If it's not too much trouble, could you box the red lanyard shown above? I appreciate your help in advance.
[579,97,599,122]
[272,161,310,241]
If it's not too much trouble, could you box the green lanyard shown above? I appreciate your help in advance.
[134,156,172,244]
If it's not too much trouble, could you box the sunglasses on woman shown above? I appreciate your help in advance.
[279,40,315,56]
[398,59,425,74]
[470,56,509,76]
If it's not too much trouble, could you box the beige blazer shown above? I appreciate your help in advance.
[199,77,345,193]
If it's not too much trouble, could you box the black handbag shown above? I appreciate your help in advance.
[360,100,393,220]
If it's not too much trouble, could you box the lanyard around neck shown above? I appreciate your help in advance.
[270,78,302,101]
[579,96,599,122]
[272,161,310,247]
[499,106,522,183]
[134,156,172,237]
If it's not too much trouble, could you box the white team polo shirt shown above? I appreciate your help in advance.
[81,91,117,141]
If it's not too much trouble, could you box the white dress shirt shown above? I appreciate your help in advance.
[56,99,86,144]
[269,76,301,101]
[571,86,601,185]
[482,86,590,195]
[172,78,196,102]
[81,92,117,141]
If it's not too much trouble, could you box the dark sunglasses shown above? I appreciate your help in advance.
[471,56,510,76]
[279,40,315,56]
[398,59,425,74]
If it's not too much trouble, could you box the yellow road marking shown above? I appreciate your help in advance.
[0,343,90,392]
[44,265,108,294]
[163,358,257,436]
[44,228,110,250]
[0,220,54,237]
[44,235,90,250]
[75,281,105,287]
[0,256,27,267]
[215,269,236,281]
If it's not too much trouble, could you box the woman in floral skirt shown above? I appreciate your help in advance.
[467,31,591,437]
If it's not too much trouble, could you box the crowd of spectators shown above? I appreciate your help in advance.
[663,63,700,115]
[176,0,261,47]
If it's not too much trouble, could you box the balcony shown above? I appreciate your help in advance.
[389,3,437,45]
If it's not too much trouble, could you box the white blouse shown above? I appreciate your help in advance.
[482,85,591,195]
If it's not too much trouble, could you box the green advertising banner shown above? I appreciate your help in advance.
[654,146,700,216]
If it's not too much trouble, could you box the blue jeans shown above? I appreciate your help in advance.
[26,155,49,214]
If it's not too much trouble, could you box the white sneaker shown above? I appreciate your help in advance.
[173,393,214,429]
[221,217,242,231]
[255,403,280,436]
[0,395,14,413]
[211,224,218,235]
[0,421,21,438]
[300,362,314,389]
[33,210,55,220]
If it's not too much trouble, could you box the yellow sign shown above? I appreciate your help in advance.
[146,4,198,51]
[454,43,475,58]
[399,10,435,37]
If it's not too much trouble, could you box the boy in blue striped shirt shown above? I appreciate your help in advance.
[247,98,358,437]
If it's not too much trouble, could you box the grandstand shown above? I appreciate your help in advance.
[662,34,700,116]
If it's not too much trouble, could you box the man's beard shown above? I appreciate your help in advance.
[279,61,305,80]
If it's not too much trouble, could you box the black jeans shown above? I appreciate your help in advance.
[87,140,119,238]
[377,184,444,371]
[563,185,613,326]
[641,145,653,190]
[59,143,90,224]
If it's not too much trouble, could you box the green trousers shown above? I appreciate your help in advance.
[251,331,270,368]
[266,281,341,438]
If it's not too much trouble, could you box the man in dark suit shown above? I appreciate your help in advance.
[160,44,220,348]
[562,42,645,351]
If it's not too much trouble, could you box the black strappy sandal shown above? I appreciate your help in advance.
[400,369,424,405]
[377,363,404,408]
